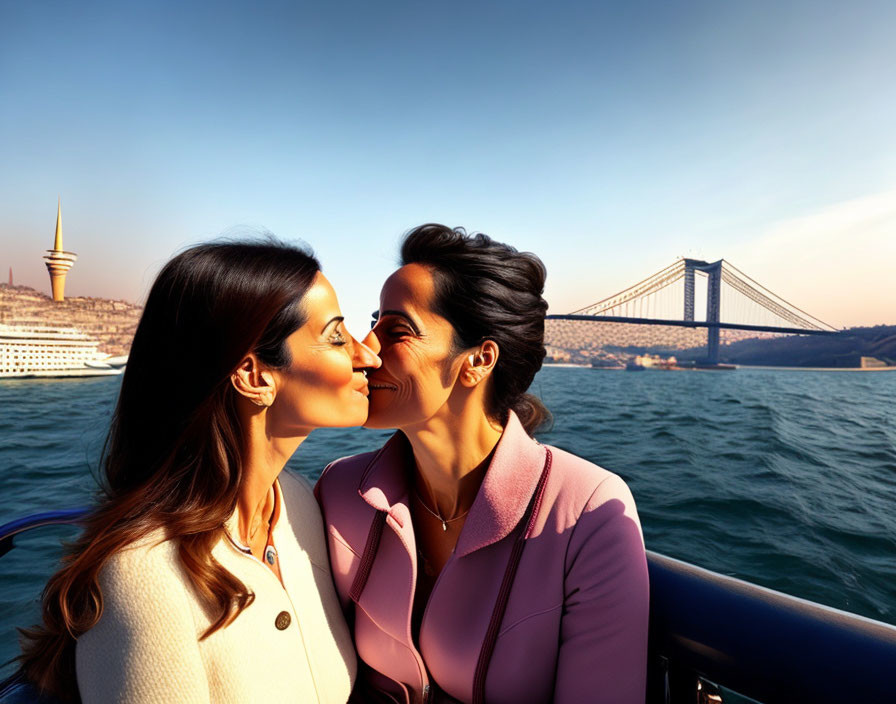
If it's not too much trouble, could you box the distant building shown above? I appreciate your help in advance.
[43,199,77,301]
[860,356,887,368]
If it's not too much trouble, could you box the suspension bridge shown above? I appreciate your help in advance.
[547,259,840,364]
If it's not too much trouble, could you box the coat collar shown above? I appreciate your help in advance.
[357,411,547,558]
[358,431,415,515]
[455,412,547,557]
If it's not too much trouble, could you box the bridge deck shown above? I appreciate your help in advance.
[546,314,839,336]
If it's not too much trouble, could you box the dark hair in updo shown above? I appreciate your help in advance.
[401,223,551,434]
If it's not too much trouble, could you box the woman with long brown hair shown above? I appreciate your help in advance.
[16,239,379,703]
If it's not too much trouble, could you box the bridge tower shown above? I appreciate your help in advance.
[683,265,695,321]
[683,259,723,364]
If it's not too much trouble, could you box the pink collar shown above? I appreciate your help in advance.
[357,411,547,558]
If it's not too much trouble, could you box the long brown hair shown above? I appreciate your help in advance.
[17,239,320,701]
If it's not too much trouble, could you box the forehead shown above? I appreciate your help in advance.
[299,272,340,325]
[379,263,437,312]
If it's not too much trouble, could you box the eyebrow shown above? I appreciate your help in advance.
[378,309,421,334]
[321,316,344,334]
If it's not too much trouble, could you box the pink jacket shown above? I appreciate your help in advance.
[315,412,649,704]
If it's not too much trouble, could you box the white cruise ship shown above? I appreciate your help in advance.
[0,324,127,379]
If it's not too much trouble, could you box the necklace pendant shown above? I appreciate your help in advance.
[264,545,277,565]
[442,521,447,531]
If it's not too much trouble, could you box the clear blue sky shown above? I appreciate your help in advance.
[2,0,894,330]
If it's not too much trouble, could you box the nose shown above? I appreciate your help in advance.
[362,328,381,355]
[352,334,381,369]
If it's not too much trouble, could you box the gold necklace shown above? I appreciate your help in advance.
[413,489,471,531]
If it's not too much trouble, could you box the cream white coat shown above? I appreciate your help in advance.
[76,471,356,703]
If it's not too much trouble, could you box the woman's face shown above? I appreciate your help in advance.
[363,263,466,430]
[267,272,378,434]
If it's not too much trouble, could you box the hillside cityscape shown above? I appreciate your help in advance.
[545,318,895,369]
[1,281,892,369]
[0,284,141,358]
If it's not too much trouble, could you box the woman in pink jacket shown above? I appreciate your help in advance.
[315,224,649,703]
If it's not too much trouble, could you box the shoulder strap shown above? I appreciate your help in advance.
[473,447,553,704]
[350,509,388,603]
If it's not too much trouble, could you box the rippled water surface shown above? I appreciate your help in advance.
[2,368,895,676]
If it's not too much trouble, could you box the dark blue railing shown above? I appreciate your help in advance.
[2,511,896,703]
[0,509,88,703]
[0,509,88,558]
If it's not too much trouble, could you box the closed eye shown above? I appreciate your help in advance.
[384,325,412,340]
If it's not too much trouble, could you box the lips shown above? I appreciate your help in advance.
[352,372,370,396]
[367,377,398,391]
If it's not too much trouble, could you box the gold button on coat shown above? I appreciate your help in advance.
[275,611,291,630]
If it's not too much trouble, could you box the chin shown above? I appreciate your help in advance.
[362,415,385,430]
[362,413,397,430]
[339,407,369,428]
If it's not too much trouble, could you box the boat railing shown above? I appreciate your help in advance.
[0,509,89,703]
[0,509,88,558]
[2,511,895,703]
[646,551,896,703]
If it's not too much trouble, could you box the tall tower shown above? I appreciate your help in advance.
[43,198,77,301]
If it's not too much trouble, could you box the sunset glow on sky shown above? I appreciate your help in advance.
[2,1,894,332]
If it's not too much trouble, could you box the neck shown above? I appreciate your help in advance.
[403,399,504,519]
[236,411,307,543]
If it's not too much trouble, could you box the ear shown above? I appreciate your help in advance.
[231,354,276,408]
[460,339,499,388]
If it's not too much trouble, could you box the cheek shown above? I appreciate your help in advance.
[392,343,451,384]
[273,352,367,431]
[296,353,354,391]
[278,354,358,418]
[385,348,432,399]
[382,346,457,412]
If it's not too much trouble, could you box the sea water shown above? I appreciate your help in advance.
[1,367,894,677]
